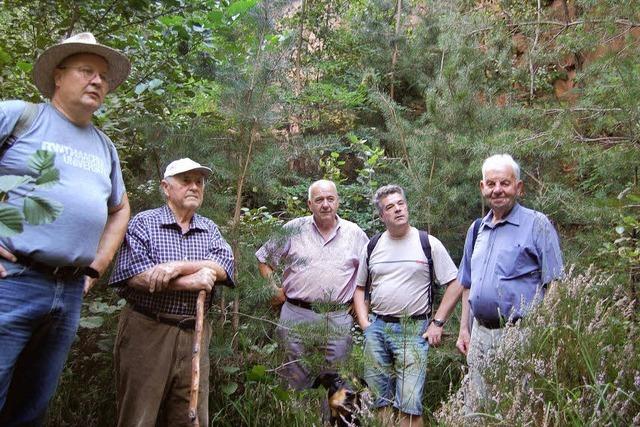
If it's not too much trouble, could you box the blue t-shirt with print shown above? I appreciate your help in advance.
[0,100,126,266]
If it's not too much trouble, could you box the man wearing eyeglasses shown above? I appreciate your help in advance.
[109,158,235,427]
[0,33,131,425]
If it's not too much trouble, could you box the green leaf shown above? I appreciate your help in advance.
[23,195,63,225]
[221,382,238,395]
[27,150,56,174]
[246,364,267,381]
[79,316,104,329]
[227,0,258,17]
[221,366,240,374]
[205,11,224,27]
[16,61,32,73]
[159,15,184,26]
[273,386,289,401]
[0,175,33,192]
[0,46,11,65]
[0,204,23,236]
[135,83,148,95]
[97,338,114,352]
[35,168,60,188]
[148,78,163,89]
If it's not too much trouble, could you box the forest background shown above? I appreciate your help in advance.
[1,0,638,425]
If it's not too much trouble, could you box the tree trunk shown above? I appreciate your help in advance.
[390,0,402,100]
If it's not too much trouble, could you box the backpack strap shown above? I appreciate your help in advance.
[365,230,436,318]
[364,232,383,302]
[418,230,436,318]
[471,218,482,255]
[0,102,38,160]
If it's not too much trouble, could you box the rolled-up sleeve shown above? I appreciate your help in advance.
[108,216,154,287]
[255,233,290,267]
[208,227,235,288]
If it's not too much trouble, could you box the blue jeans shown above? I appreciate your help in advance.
[0,260,84,426]
[363,316,429,416]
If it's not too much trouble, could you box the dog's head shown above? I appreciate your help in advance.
[312,372,369,426]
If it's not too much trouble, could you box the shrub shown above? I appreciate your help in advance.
[437,267,640,426]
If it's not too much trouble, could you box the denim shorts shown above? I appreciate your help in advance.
[363,316,429,416]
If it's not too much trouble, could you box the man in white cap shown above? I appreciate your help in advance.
[109,158,235,427]
[0,33,131,425]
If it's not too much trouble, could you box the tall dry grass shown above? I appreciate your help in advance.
[437,267,639,426]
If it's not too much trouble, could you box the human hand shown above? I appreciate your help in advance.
[84,276,98,296]
[0,246,17,278]
[148,261,184,293]
[189,267,216,293]
[456,328,471,355]
[270,287,286,307]
[424,323,443,346]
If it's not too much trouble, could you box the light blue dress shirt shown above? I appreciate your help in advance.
[458,203,564,323]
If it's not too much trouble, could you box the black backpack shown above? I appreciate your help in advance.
[363,219,483,317]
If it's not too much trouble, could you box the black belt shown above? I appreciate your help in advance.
[376,313,428,323]
[476,317,518,330]
[131,305,196,330]
[286,298,352,312]
[15,254,99,279]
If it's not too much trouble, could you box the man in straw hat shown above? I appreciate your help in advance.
[109,158,234,426]
[0,33,131,425]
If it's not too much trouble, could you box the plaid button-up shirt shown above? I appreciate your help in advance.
[109,205,235,316]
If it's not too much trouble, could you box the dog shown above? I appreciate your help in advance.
[311,371,371,427]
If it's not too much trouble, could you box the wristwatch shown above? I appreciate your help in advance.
[432,318,446,327]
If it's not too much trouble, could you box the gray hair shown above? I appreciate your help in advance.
[482,154,521,180]
[308,179,337,201]
[373,184,405,213]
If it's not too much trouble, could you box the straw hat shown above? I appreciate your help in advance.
[33,32,131,98]
[164,158,212,178]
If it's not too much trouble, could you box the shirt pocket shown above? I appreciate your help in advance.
[495,244,541,280]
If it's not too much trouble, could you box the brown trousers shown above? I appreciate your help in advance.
[114,305,211,427]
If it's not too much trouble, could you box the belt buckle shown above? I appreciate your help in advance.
[177,317,195,330]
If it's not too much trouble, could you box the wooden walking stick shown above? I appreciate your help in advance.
[188,290,207,426]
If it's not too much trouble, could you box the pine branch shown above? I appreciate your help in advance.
[468,19,640,37]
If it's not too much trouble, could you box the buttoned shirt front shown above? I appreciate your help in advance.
[255,215,368,304]
[458,203,563,323]
[109,205,235,316]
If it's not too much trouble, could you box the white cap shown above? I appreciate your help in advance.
[163,158,212,178]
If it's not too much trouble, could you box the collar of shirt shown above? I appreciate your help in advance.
[158,204,208,232]
[484,202,522,229]
[310,214,342,244]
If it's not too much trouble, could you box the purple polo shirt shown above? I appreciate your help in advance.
[458,203,564,323]
[255,215,368,304]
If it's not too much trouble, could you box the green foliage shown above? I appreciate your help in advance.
[0,150,61,236]
[0,0,637,425]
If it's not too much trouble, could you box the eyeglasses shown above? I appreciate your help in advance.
[58,65,109,84]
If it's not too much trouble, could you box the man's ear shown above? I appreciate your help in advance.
[516,179,524,196]
[160,179,170,197]
[53,68,64,90]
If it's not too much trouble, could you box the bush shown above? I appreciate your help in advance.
[437,267,640,426]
